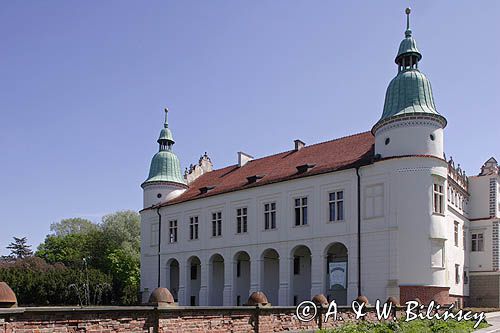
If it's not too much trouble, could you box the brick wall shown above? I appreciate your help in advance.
[0,305,402,333]
[399,286,454,305]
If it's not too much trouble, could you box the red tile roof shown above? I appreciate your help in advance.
[153,131,375,209]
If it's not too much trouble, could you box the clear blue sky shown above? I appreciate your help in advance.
[0,1,498,254]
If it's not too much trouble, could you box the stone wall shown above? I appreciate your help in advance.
[0,305,402,333]
[469,274,500,307]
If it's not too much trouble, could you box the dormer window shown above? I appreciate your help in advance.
[296,164,316,173]
[200,186,215,194]
[247,175,264,184]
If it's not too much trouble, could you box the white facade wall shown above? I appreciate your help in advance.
[468,174,500,274]
[143,183,186,208]
[374,118,444,159]
[446,207,469,297]
[140,155,468,306]
[469,176,493,219]
[141,169,363,305]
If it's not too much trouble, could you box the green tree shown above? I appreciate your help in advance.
[101,210,140,251]
[36,233,90,267]
[50,218,97,236]
[100,210,140,304]
[35,210,141,305]
[0,257,111,306]
[7,237,33,259]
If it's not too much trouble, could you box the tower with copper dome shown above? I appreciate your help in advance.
[142,108,187,208]
[373,8,447,159]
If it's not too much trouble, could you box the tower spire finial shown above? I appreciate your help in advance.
[405,7,412,37]
[164,107,169,128]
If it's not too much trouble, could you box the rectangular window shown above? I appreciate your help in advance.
[168,220,178,243]
[455,264,460,284]
[150,223,159,246]
[463,229,466,250]
[454,222,459,247]
[431,239,445,268]
[190,264,197,280]
[365,184,384,218]
[294,197,308,226]
[212,211,222,237]
[471,233,484,252]
[264,202,277,230]
[293,256,300,275]
[189,216,199,240]
[236,207,248,234]
[328,191,344,222]
[433,183,444,214]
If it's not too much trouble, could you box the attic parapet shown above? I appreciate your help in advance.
[447,156,469,193]
[184,152,213,185]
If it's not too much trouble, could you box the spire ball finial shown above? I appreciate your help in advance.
[404,7,412,36]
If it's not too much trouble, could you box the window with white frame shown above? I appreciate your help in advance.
[433,183,444,214]
[189,216,199,240]
[212,211,222,237]
[328,190,344,222]
[264,202,276,230]
[150,223,159,246]
[236,207,248,234]
[471,233,484,252]
[168,220,178,243]
[431,239,445,268]
[463,229,466,250]
[294,197,308,226]
[365,184,384,218]
[454,221,459,247]
[455,264,460,284]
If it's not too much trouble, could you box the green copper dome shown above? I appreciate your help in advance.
[374,8,446,131]
[143,108,186,186]
[381,70,438,119]
[158,127,174,143]
[145,150,185,184]
[396,33,421,63]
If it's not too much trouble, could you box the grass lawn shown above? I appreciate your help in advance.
[317,318,489,333]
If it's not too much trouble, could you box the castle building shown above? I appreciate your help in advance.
[139,9,499,307]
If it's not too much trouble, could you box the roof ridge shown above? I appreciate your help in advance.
[206,130,372,172]
[298,130,371,149]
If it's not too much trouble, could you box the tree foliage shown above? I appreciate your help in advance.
[50,218,97,236]
[0,257,111,306]
[3,210,141,306]
[7,237,33,259]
